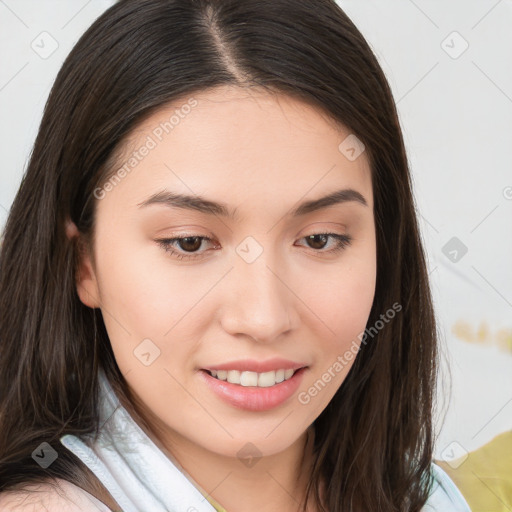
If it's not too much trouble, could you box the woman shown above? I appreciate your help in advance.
[0,0,471,510]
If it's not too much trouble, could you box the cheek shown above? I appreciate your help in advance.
[298,247,377,343]
[95,236,194,327]
[296,257,376,413]
[93,238,216,370]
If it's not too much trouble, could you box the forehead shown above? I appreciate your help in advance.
[98,85,373,214]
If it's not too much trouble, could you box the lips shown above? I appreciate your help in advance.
[199,366,308,411]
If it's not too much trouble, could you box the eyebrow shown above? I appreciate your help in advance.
[137,188,368,220]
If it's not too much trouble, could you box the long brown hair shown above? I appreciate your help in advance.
[0,0,438,510]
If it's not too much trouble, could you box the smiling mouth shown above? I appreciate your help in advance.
[199,366,308,411]
[203,368,302,387]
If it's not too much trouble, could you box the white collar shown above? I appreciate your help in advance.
[60,368,217,512]
[60,369,471,512]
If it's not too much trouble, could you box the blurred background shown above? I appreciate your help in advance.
[1,1,511,510]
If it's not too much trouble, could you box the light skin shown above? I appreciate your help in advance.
[68,85,377,512]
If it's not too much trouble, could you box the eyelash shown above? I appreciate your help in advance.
[155,232,352,261]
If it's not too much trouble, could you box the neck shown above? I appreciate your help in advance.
[113,377,321,512]
[154,423,317,512]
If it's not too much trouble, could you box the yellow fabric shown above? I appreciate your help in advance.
[436,430,512,512]
[203,492,228,512]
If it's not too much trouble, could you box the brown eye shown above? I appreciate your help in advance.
[305,234,329,250]
[156,232,352,262]
[156,235,215,261]
[299,233,352,254]
[176,236,203,252]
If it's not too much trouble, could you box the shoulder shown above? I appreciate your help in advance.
[421,462,472,511]
[0,478,113,512]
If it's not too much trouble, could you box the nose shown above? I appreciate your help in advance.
[219,252,296,343]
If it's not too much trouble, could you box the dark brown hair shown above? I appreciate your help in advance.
[0,0,438,510]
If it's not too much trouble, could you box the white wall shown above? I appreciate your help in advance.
[1,0,511,462]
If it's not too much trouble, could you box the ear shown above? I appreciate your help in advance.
[65,218,101,309]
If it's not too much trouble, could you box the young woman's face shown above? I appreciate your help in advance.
[75,85,376,459]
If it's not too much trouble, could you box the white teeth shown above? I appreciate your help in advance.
[240,371,258,386]
[227,370,241,384]
[258,371,276,388]
[208,368,299,387]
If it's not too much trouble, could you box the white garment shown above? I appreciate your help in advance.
[59,369,471,512]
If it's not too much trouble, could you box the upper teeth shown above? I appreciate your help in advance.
[210,369,296,387]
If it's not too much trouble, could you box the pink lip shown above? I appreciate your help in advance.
[199,367,308,412]
[201,358,307,373]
